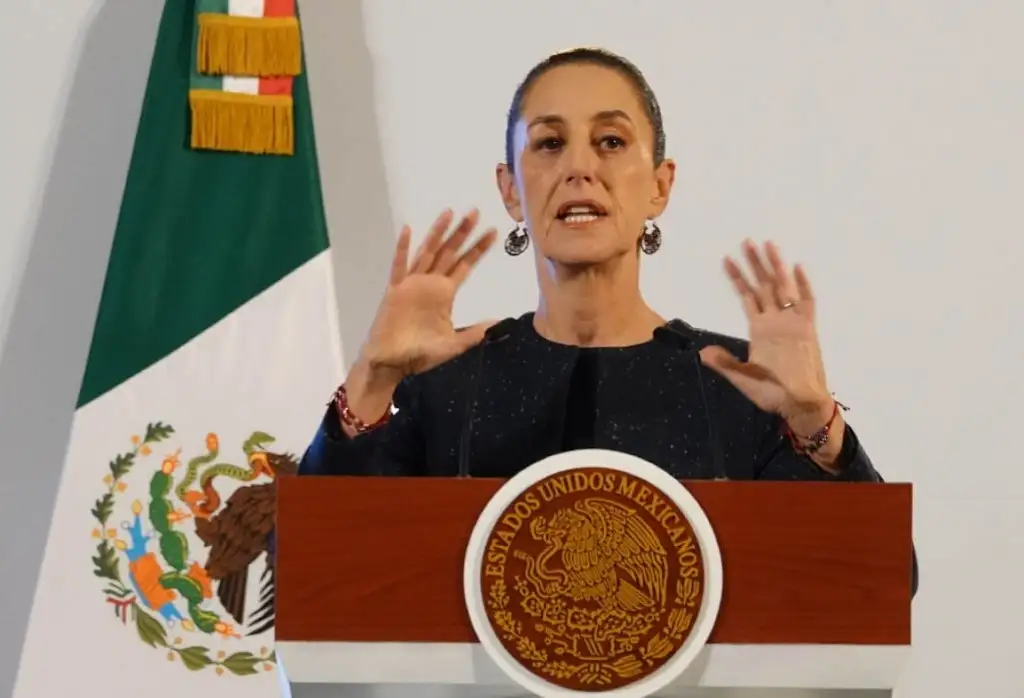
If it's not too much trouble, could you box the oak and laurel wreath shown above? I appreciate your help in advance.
[487,576,701,686]
[90,422,276,676]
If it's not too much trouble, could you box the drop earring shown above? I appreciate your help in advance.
[640,219,662,255]
[505,223,530,256]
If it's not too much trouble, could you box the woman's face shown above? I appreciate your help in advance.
[498,63,675,267]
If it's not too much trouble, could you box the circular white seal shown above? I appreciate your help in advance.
[464,449,723,698]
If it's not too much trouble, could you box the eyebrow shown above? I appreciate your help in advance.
[527,109,634,129]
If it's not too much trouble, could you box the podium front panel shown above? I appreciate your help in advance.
[276,478,913,645]
[275,477,912,694]
[277,641,907,696]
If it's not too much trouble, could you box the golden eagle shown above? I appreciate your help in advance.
[524,497,670,612]
[193,451,299,635]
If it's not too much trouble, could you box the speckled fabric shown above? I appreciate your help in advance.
[299,313,881,483]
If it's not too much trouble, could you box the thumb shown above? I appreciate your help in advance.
[700,345,777,383]
[699,345,743,373]
[452,320,498,352]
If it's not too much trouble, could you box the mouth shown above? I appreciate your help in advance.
[556,200,608,225]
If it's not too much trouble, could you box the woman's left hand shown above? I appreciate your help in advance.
[700,240,838,442]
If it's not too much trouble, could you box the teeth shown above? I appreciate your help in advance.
[565,206,599,215]
[563,214,599,224]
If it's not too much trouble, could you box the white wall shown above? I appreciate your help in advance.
[364,1,1024,695]
[0,3,161,697]
[0,0,102,358]
[2,1,1022,696]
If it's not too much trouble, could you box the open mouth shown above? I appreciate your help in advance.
[556,201,608,225]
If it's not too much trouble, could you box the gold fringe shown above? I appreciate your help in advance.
[197,13,302,77]
[189,90,294,156]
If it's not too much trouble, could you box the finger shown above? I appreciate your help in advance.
[741,241,777,310]
[436,320,498,364]
[765,241,799,305]
[454,319,498,351]
[433,208,480,275]
[793,263,815,302]
[701,359,776,404]
[699,345,744,372]
[724,257,762,316]
[742,240,774,284]
[410,209,454,274]
[450,228,498,286]
[389,226,412,286]
[700,346,777,383]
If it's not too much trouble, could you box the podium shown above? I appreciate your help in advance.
[274,476,913,698]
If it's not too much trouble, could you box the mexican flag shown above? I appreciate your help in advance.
[14,1,340,696]
[190,0,304,155]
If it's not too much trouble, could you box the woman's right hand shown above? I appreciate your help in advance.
[344,209,498,424]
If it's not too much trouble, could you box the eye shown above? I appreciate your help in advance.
[534,136,563,151]
[598,135,626,150]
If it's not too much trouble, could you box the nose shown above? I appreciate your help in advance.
[562,139,599,186]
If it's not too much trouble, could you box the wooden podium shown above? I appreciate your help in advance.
[274,476,913,698]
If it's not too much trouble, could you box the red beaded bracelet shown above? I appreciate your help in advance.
[785,399,849,455]
[331,383,392,435]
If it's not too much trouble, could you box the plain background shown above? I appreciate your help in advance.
[2,1,1022,696]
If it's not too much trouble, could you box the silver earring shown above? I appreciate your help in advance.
[641,220,662,255]
[505,223,529,256]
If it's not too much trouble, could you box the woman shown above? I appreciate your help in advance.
[299,48,882,483]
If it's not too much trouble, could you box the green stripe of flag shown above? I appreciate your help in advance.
[78,0,328,408]
[195,0,229,13]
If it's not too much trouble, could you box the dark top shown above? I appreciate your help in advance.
[299,313,881,481]
[293,312,917,595]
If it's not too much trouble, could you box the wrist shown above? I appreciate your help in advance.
[352,347,405,392]
[781,395,848,473]
[781,397,835,437]
[340,360,401,430]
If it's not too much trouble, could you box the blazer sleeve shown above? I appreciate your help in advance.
[297,377,426,477]
[754,416,881,483]
[753,413,919,598]
[267,379,426,570]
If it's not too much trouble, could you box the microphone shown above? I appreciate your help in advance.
[457,317,517,477]
[654,320,729,481]
[652,323,693,351]
[482,317,517,344]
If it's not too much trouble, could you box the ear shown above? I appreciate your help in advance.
[496,163,524,222]
[647,158,676,219]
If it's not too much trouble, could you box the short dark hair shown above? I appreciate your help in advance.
[504,47,666,172]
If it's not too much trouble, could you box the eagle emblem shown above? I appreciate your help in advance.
[90,422,293,675]
[479,467,706,691]
[518,498,670,617]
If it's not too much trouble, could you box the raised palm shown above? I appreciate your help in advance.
[362,209,498,380]
[700,241,829,418]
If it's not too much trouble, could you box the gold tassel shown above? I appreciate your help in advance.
[197,13,302,77]
[189,90,294,156]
